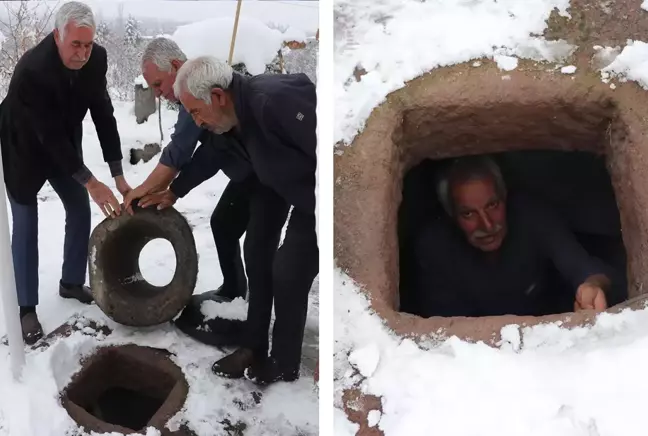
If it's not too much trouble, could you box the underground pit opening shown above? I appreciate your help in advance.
[398,150,628,318]
[62,345,189,434]
[334,73,648,340]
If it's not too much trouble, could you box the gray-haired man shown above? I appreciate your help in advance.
[0,2,130,344]
[159,56,318,386]
[124,37,254,300]
[409,156,612,317]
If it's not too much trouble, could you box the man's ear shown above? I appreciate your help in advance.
[53,28,60,44]
[211,88,227,106]
[170,59,182,72]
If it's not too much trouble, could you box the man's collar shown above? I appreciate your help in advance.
[229,73,247,131]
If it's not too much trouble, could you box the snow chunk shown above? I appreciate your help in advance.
[601,40,648,89]
[642,0,648,11]
[610,83,617,90]
[499,324,522,352]
[367,410,382,427]
[592,45,621,70]
[514,38,576,63]
[134,74,148,89]
[201,297,248,321]
[472,61,482,67]
[172,17,284,75]
[281,26,308,44]
[348,343,380,378]
[494,55,518,71]
[561,65,577,74]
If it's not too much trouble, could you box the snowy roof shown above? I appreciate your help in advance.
[172,16,287,75]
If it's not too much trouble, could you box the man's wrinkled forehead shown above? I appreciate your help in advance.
[63,22,94,43]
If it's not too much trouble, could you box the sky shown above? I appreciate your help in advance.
[0,1,319,35]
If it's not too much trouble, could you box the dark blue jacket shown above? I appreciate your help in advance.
[170,72,316,215]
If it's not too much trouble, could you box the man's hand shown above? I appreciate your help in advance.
[574,283,608,312]
[138,189,178,210]
[114,175,132,198]
[122,164,178,215]
[123,184,153,215]
[85,177,121,218]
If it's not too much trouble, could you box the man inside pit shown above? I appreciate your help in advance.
[409,155,613,317]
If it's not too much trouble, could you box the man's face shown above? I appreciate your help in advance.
[451,176,507,252]
[142,60,180,102]
[179,89,236,134]
[54,23,94,70]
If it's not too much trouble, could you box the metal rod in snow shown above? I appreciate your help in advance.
[0,148,25,380]
[228,0,243,65]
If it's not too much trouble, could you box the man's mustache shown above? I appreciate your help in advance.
[472,224,503,238]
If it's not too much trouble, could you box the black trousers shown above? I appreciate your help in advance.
[210,177,257,296]
[243,183,319,371]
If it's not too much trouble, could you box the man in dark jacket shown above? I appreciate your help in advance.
[408,156,611,318]
[0,2,130,344]
[142,56,318,385]
[123,37,253,300]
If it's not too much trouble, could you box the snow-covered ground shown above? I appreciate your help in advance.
[0,102,318,436]
[334,0,648,435]
[335,271,648,436]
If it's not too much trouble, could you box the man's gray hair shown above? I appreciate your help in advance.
[141,37,187,72]
[55,2,96,41]
[173,56,234,104]
[437,155,507,217]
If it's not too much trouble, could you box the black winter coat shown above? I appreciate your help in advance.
[0,32,122,204]
[170,72,317,215]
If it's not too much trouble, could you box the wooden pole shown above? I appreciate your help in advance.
[228,0,243,65]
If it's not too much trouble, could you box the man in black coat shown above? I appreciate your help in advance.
[141,56,318,386]
[0,2,130,344]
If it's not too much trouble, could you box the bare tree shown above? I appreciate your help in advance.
[0,0,58,96]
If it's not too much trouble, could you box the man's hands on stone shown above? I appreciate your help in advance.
[139,189,178,210]
[85,176,121,218]
[123,183,153,215]
[574,275,609,312]
[123,163,179,215]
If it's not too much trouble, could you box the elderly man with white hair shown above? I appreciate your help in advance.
[124,37,254,302]
[142,56,317,386]
[0,1,130,344]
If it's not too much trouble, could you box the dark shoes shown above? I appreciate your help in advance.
[20,281,92,346]
[212,348,260,379]
[214,284,247,300]
[21,312,43,345]
[59,282,93,304]
[211,348,300,386]
[244,357,299,386]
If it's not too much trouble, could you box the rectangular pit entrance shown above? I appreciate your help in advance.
[62,345,190,435]
[334,71,648,342]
